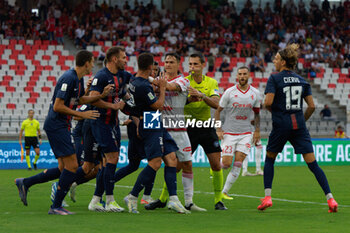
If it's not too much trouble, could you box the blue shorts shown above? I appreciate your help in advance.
[127,121,146,160]
[139,121,178,160]
[45,127,75,158]
[82,120,103,164]
[267,127,314,154]
[90,119,120,154]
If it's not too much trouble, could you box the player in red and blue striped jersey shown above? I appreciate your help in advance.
[15,50,113,215]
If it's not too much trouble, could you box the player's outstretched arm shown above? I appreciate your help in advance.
[304,95,316,121]
[53,98,100,119]
[253,110,261,144]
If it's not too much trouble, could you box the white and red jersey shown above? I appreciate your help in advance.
[162,74,190,130]
[219,84,261,135]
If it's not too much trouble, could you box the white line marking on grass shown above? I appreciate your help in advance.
[80,183,350,208]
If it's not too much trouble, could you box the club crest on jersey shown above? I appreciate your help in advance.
[92,78,98,86]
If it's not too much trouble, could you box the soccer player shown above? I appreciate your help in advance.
[215,66,261,199]
[183,53,227,210]
[124,53,189,214]
[19,110,42,170]
[258,44,338,213]
[113,61,160,205]
[145,53,206,211]
[15,50,114,215]
[87,46,129,212]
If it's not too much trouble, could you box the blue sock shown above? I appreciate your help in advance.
[104,163,116,195]
[144,181,154,196]
[75,167,88,185]
[52,169,77,208]
[94,167,105,197]
[114,159,140,183]
[23,168,61,188]
[164,166,177,196]
[264,157,275,189]
[307,160,331,195]
[130,165,156,197]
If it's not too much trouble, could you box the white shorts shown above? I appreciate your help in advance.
[168,130,192,162]
[221,133,252,157]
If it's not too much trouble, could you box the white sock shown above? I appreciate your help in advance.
[182,172,194,206]
[71,182,78,188]
[326,193,334,200]
[222,162,242,194]
[106,195,115,204]
[265,188,272,197]
[169,195,179,202]
[142,194,151,200]
[255,146,262,171]
[242,157,248,173]
[91,195,101,204]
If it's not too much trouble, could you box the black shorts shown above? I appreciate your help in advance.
[187,127,222,154]
[127,121,146,161]
[24,137,39,150]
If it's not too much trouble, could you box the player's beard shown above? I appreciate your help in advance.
[239,78,248,87]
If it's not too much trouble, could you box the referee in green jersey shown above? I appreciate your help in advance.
[19,110,42,170]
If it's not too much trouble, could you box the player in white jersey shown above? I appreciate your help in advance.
[214,66,261,199]
[242,109,264,176]
[146,53,206,212]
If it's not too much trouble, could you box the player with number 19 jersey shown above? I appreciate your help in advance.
[265,70,313,154]
[265,70,312,130]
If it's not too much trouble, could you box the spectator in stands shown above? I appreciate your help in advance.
[219,59,231,72]
[55,21,64,45]
[125,42,135,56]
[207,53,215,72]
[75,25,85,47]
[150,43,160,56]
[264,47,273,63]
[81,30,92,49]
[46,12,55,41]
[250,52,265,72]
[320,104,336,121]
[334,125,348,138]
[311,58,322,73]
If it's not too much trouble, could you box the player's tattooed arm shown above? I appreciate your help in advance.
[84,77,94,96]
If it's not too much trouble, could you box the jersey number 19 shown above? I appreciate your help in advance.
[283,86,302,110]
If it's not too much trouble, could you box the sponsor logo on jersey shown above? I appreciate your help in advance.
[183,146,192,152]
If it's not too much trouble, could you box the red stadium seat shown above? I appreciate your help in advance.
[27,81,37,87]
[67,55,75,61]
[316,73,323,78]
[32,60,41,66]
[24,86,34,92]
[30,75,39,81]
[0,59,8,64]
[328,83,336,88]
[27,98,37,104]
[33,70,42,76]
[92,51,99,58]
[31,92,40,98]
[3,76,12,81]
[47,76,56,81]
[333,68,340,73]
[42,55,51,60]
[53,50,61,56]
[0,92,3,98]
[16,70,25,75]
[6,86,15,92]
[6,103,16,109]
[0,81,10,86]
[61,65,70,70]
[44,65,53,71]
[42,87,51,92]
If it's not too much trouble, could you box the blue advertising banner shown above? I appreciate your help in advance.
[0,139,349,169]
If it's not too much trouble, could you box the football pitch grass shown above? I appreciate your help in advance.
[1,166,349,233]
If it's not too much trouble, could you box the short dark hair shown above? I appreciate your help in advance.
[28,109,34,113]
[106,46,125,63]
[190,53,205,63]
[75,50,93,67]
[165,52,181,62]
[238,66,250,72]
[138,53,154,71]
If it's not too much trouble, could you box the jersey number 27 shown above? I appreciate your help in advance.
[283,86,302,110]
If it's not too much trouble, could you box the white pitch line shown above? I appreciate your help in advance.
[80,183,350,208]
